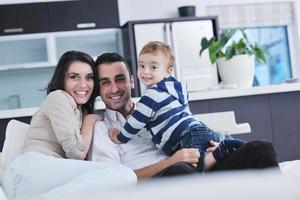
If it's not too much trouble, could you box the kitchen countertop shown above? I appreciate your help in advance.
[1,82,300,119]
[188,82,300,101]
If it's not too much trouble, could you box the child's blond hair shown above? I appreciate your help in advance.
[139,41,175,67]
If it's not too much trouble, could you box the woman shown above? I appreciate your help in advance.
[2,51,136,200]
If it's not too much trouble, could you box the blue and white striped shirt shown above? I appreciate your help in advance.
[117,76,200,155]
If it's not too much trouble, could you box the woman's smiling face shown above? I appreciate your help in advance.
[64,61,94,106]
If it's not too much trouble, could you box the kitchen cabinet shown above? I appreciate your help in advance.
[0,34,49,69]
[0,29,123,110]
[270,92,300,161]
[189,100,210,114]
[209,95,273,142]
[49,0,120,32]
[0,0,120,35]
[122,17,219,96]
[0,29,122,70]
[0,0,122,111]
[0,3,50,36]
[189,91,300,162]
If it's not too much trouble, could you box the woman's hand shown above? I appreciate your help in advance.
[169,148,200,167]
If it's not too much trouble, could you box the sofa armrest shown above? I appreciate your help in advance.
[194,111,251,135]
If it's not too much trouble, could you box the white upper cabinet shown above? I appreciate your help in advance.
[0,29,123,71]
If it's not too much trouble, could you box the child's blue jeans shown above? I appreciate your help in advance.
[170,123,244,172]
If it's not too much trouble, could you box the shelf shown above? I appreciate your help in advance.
[0,67,54,110]
[0,62,54,71]
[0,33,50,70]
[54,29,123,60]
[0,29,123,71]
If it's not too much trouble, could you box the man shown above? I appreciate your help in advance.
[90,52,279,180]
[90,53,199,180]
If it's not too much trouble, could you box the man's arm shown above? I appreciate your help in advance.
[134,148,200,180]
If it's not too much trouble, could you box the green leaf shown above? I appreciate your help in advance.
[208,46,217,64]
[199,28,269,65]
[220,29,236,46]
[200,37,215,56]
[225,44,235,60]
[240,29,250,43]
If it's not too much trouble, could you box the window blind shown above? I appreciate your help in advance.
[207,2,294,28]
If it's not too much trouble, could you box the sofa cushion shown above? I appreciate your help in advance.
[0,120,29,182]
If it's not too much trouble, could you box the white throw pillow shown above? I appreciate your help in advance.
[279,160,300,177]
[0,120,29,182]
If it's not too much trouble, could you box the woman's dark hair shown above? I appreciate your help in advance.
[46,50,98,114]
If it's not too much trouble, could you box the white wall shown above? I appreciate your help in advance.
[117,0,300,30]
[117,0,205,25]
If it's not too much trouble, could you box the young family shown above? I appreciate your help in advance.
[2,42,279,199]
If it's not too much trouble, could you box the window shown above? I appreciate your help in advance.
[223,26,292,85]
[207,2,295,86]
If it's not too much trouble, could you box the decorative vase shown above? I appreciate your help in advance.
[178,6,196,17]
[216,54,255,88]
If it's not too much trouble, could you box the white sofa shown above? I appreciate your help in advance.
[1,113,300,199]
[15,110,300,199]
[0,120,30,200]
[0,111,253,199]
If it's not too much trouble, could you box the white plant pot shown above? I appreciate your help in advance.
[217,54,255,88]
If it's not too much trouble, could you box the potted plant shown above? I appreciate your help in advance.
[200,29,268,88]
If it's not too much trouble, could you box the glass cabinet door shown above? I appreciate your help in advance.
[0,68,53,110]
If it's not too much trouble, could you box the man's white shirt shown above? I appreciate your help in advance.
[89,109,168,170]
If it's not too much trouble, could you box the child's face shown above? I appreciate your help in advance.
[138,53,172,86]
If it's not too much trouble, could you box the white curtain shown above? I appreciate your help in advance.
[206,2,294,28]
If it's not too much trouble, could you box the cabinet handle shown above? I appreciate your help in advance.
[76,23,96,29]
[3,28,24,33]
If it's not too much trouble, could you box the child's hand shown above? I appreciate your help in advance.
[206,140,220,153]
[108,128,122,144]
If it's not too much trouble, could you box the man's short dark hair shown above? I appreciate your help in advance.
[95,52,132,75]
